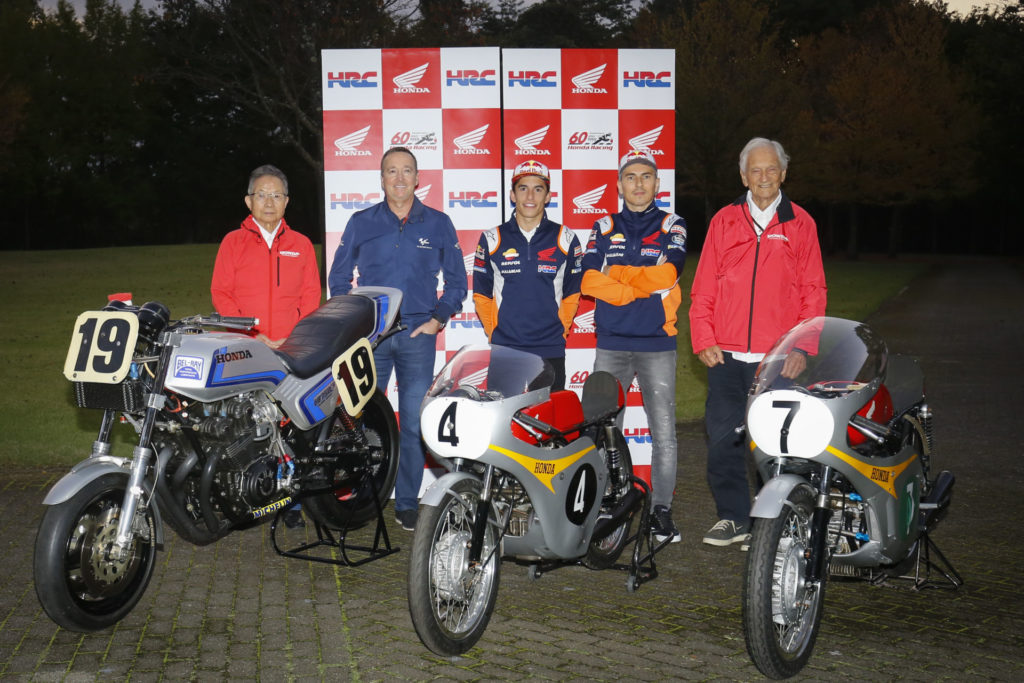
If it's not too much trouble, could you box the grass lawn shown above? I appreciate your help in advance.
[0,245,926,467]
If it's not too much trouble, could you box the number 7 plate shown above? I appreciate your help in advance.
[63,311,139,384]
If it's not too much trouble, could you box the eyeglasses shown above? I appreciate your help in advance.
[248,191,287,202]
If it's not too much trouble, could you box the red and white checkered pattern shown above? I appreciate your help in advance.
[322,48,675,486]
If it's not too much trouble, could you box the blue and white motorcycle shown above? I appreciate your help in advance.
[34,287,403,631]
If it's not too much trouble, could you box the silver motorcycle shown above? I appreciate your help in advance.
[35,287,403,631]
[407,344,658,656]
[742,316,961,678]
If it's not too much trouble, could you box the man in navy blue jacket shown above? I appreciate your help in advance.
[328,147,467,531]
[581,149,688,543]
[473,160,583,391]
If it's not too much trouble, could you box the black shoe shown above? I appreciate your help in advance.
[395,508,417,531]
[283,508,305,529]
[650,505,681,543]
[702,519,750,546]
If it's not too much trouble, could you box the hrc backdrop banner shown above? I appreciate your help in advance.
[322,47,675,485]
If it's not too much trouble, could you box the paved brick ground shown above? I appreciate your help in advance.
[2,258,1022,681]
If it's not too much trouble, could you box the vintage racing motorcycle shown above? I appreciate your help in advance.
[742,316,962,679]
[35,287,403,632]
[406,344,660,656]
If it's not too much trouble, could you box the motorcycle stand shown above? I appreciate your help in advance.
[867,532,963,591]
[269,484,399,568]
[525,477,667,592]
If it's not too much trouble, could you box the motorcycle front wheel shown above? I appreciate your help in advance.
[304,389,400,529]
[742,485,826,679]
[584,427,634,569]
[408,477,501,656]
[34,473,157,632]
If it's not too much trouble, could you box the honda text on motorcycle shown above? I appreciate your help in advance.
[407,344,665,656]
[742,317,961,678]
[35,287,404,631]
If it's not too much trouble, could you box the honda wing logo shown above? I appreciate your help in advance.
[628,125,664,154]
[334,125,372,157]
[514,125,551,155]
[454,124,490,155]
[573,185,607,214]
[415,184,432,203]
[393,63,430,93]
[571,64,607,94]
[573,309,595,333]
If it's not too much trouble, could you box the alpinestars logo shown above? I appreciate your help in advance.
[571,64,607,94]
[514,125,551,156]
[454,125,490,155]
[415,184,432,203]
[393,63,430,94]
[573,185,607,214]
[628,125,665,155]
[573,309,595,333]
[334,125,372,157]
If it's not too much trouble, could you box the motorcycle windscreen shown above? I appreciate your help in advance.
[426,344,554,401]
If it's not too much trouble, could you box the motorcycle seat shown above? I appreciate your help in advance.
[274,295,376,379]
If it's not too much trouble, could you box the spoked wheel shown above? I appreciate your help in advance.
[34,473,157,632]
[743,486,826,679]
[408,477,501,656]
[304,389,399,529]
[584,427,635,569]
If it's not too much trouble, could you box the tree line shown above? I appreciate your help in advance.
[1,0,1020,256]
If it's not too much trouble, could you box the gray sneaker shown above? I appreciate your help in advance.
[702,519,750,546]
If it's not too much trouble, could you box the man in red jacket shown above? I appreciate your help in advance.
[211,164,322,528]
[211,164,321,348]
[689,138,826,547]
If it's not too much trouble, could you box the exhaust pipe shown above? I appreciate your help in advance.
[591,487,644,542]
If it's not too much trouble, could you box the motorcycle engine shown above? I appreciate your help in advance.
[185,393,283,518]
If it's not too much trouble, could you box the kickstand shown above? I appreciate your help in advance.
[270,475,400,567]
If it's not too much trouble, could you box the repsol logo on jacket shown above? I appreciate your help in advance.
[214,350,253,364]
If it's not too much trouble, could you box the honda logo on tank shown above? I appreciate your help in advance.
[322,49,382,111]
[322,111,382,171]
[502,48,561,110]
[561,49,618,109]
[443,109,501,170]
[382,48,441,109]
[441,46,500,109]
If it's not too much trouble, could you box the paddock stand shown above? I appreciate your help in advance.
[270,475,399,568]
[868,532,964,591]
[525,476,670,592]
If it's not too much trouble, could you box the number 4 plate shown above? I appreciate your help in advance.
[63,311,139,384]
[332,338,377,417]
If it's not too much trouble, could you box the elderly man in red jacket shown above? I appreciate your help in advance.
[211,164,321,348]
[689,138,826,548]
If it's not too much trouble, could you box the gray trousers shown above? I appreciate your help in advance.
[594,348,678,510]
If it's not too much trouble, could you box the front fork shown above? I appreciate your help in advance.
[805,465,834,583]
[112,335,175,559]
[469,464,496,563]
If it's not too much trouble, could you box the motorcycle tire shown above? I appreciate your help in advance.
[304,389,400,529]
[33,473,157,632]
[408,477,501,656]
[742,485,826,679]
[584,427,635,570]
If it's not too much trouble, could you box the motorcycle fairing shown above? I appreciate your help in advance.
[273,370,338,431]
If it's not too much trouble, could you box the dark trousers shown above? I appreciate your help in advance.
[705,354,759,524]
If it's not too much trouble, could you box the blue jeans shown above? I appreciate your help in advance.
[374,328,437,512]
[704,354,759,524]
[594,348,678,510]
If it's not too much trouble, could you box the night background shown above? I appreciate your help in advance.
[2,0,1021,257]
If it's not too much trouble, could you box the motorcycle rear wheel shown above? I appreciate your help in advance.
[584,427,634,569]
[304,389,399,529]
[34,473,157,632]
[743,485,826,679]
[408,477,501,656]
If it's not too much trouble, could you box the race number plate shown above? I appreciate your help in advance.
[63,311,139,384]
[332,338,376,416]
[747,389,835,459]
